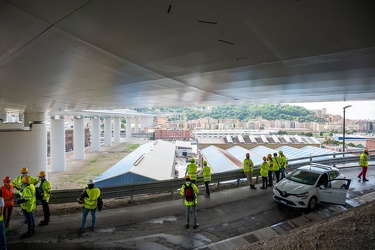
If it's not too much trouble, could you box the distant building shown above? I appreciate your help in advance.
[154,129,190,141]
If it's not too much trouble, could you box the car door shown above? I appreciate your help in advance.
[318,179,352,205]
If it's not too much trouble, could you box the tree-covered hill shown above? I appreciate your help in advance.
[139,104,325,122]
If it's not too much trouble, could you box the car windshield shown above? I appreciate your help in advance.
[287,169,320,185]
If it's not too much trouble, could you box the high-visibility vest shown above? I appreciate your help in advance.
[39,179,51,202]
[279,155,287,168]
[1,185,14,207]
[267,159,274,171]
[260,162,269,177]
[12,175,38,190]
[187,163,198,180]
[273,156,280,171]
[21,184,36,212]
[203,166,211,182]
[360,153,369,167]
[243,158,253,173]
[180,183,199,206]
[84,188,100,210]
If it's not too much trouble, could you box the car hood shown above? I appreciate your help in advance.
[275,179,313,194]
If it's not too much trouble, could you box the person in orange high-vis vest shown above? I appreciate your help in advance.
[0,176,14,233]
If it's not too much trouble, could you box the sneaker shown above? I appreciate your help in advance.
[90,226,95,231]
[250,185,257,189]
[21,232,33,239]
[260,187,265,189]
[79,227,85,231]
[193,224,199,229]
[185,224,189,229]
[358,176,361,179]
[39,221,48,226]
[363,178,369,182]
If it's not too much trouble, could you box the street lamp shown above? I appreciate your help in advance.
[342,105,352,152]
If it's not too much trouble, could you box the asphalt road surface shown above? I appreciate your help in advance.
[7,166,374,250]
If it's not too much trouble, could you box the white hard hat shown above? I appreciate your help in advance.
[87,179,94,185]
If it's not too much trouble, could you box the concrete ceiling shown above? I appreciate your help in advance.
[1,0,374,114]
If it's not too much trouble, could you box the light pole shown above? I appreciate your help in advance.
[342,105,352,152]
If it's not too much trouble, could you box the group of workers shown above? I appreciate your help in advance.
[0,167,51,248]
[244,151,287,190]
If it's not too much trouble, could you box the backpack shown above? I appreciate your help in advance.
[184,184,195,202]
[97,197,103,211]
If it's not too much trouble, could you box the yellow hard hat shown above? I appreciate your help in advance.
[21,176,30,184]
[38,171,46,178]
[185,175,191,180]
[20,167,28,174]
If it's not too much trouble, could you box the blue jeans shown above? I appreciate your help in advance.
[185,205,197,226]
[280,167,286,179]
[22,209,35,235]
[0,220,6,250]
[81,208,96,229]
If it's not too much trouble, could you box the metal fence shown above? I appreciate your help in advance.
[49,150,373,204]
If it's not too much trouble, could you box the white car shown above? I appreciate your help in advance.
[273,164,351,210]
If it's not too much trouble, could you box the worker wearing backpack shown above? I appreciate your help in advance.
[180,175,199,229]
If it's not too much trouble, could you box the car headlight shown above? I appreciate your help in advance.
[295,192,309,199]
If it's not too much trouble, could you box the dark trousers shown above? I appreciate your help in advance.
[268,171,274,187]
[3,205,13,228]
[262,177,268,188]
[204,181,210,196]
[22,209,35,235]
[41,200,50,223]
[275,170,280,183]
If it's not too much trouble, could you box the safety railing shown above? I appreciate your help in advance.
[49,150,373,204]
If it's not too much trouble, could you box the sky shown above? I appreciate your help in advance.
[286,101,375,120]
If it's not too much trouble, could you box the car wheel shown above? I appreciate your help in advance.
[308,196,318,210]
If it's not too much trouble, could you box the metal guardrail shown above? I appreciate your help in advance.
[49,151,373,204]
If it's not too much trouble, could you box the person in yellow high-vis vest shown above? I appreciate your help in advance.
[260,156,269,189]
[185,159,198,184]
[78,179,101,231]
[273,153,281,183]
[16,176,36,239]
[199,161,211,197]
[0,197,7,250]
[37,171,51,226]
[358,149,369,181]
[244,153,256,189]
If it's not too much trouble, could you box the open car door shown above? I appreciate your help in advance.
[318,179,352,205]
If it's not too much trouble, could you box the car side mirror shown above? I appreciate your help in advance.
[319,185,325,190]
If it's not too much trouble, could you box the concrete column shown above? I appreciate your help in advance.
[104,117,112,146]
[126,116,132,138]
[140,117,145,132]
[134,116,139,133]
[91,117,101,152]
[73,117,85,160]
[113,117,121,144]
[50,118,66,172]
[0,123,47,179]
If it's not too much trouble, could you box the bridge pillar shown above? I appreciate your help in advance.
[104,117,112,146]
[50,118,66,172]
[113,117,121,144]
[91,117,101,152]
[126,116,132,138]
[73,117,85,160]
